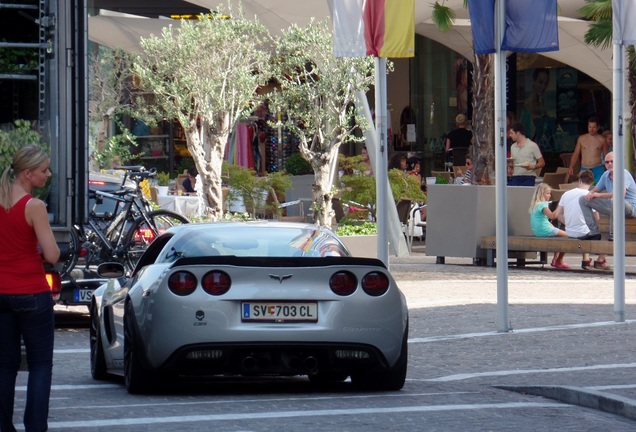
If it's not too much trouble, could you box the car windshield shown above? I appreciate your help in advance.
[160,226,348,262]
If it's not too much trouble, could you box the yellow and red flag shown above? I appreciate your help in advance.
[332,0,414,58]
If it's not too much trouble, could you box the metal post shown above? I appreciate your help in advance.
[612,42,626,322]
[495,0,510,332]
[375,57,389,266]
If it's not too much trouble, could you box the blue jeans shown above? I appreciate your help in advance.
[0,292,54,432]
[509,175,536,186]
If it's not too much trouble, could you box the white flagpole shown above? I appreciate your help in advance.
[612,41,626,322]
[495,0,510,332]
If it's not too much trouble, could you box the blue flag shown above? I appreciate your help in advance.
[468,0,559,54]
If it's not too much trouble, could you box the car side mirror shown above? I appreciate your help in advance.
[96,262,126,279]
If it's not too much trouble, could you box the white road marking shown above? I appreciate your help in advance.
[420,362,636,383]
[44,392,477,410]
[40,402,569,429]
[409,320,636,344]
[587,384,636,391]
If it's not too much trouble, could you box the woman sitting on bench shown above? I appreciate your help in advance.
[529,183,570,269]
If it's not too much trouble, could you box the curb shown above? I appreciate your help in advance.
[497,385,636,421]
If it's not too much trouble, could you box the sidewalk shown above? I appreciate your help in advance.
[389,242,636,422]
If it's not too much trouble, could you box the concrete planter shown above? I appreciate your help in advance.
[339,235,378,258]
[285,175,314,217]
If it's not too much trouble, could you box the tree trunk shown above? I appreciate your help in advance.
[470,53,495,184]
[299,137,339,226]
[183,111,230,219]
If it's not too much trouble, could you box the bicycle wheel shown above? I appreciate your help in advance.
[58,226,81,277]
[123,210,189,271]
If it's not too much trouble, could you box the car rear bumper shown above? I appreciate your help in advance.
[158,342,391,378]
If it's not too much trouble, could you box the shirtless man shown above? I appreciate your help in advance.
[568,117,609,183]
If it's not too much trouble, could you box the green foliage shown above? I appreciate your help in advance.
[0,120,44,174]
[337,155,426,221]
[335,221,378,236]
[435,174,449,185]
[133,5,272,132]
[0,120,49,199]
[222,162,292,219]
[88,47,138,170]
[175,157,194,176]
[284,153,313,175]
[388,169,427,203]
[93,121,137,169]
[156,171,171,186]
[267,19,377,225]
[269,20,375,149]
[0,44,38,74]
[130,4,273,216]
[432,1,456,32]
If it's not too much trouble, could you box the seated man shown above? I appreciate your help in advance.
[554,170,608,270]
[182,166,198,194]
[579,152,636,242]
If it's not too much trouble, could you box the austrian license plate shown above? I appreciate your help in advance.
[73,289,94,303]
[242,302,318,322]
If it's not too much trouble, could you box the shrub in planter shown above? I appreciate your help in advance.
[284,153,312,175]
[335,221,378,236]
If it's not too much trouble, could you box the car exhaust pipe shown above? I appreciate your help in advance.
[242,356,256,370]
[304,356,318,373]
[257,356,270,369]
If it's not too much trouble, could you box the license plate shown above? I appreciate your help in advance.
[242,302,318,322]
[73,289,94,303]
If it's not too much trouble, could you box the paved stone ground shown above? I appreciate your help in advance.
[388,241,636,421]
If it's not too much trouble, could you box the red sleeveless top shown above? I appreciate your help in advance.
[0,195,49,294]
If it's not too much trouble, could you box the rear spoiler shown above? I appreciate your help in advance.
[171,256,388,269]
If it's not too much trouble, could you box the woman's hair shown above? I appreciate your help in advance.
[0,145,49,210]
[528,183,551,213]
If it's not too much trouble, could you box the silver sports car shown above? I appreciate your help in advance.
[90,221,408,393]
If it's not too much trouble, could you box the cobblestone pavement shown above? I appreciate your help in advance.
[12,248,636,430]
[390,244,636,421]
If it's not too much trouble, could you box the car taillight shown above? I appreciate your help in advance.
[46,271,62,300]
[201,271,231,296]
[134,227,156,243]
[168,271,197,296]
[329,271,357,296]
[361,271,390,296]
[88,180,107,186]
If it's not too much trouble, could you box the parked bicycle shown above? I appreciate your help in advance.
[61,166,189,276]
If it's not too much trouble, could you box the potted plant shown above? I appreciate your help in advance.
[222,163,292,219]
[156,171,171,196]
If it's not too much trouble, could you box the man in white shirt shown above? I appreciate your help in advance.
[554,170,608,270]
[509,122,545,186]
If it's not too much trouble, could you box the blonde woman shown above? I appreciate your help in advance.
[529,183,570,269]
[0,145,60,432]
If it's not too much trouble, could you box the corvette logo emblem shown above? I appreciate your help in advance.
[269,274,292,283]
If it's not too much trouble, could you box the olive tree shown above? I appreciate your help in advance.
[133,8,272,217]
[268,19,375,226]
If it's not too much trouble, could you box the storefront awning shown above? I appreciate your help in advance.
[88,1,612,89]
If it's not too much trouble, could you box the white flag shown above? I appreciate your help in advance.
[330,0,367,57]
[613,0,636,45]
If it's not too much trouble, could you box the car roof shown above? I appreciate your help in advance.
[166,220,328,234]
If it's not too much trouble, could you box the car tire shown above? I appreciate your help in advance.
[89,303,108,380]
[124,301,155,394]
[352,322,408,391]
